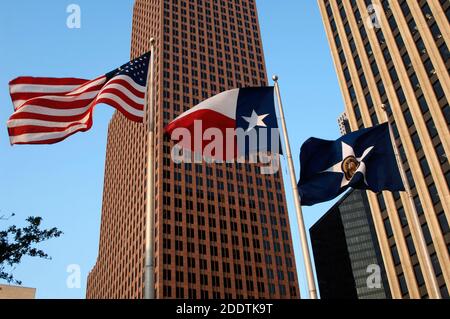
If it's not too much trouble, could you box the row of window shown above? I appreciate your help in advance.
[161,282,296,298]
[326,0,449,298]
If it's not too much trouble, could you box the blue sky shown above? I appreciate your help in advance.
[0,0,344,299]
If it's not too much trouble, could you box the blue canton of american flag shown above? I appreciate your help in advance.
[105,52,150,87]
[7,52,150,145]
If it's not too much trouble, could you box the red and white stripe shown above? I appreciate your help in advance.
[7,75,146,145]
[164,89,240,160]
[164,88,239,134]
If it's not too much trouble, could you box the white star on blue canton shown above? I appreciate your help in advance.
[242,110,269,132]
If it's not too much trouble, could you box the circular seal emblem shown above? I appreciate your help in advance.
[341,156,360,181]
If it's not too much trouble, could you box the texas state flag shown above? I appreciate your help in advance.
[164,87,281,161]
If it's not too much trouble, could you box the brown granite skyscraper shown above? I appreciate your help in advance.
[86,0,300,299]
[318,0,449,298]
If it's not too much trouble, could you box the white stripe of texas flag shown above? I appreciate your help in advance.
[171,88,240,122]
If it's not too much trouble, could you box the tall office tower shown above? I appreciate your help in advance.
[87,0,300,299]
[310,189,391,299]
[338,112,352,135]
[318,0,450,298]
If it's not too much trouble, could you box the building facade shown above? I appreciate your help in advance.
[318,0,450,298]
[0,285,36,299]
[338,112,352,135]
[310,189,391,299]
[87,0,300,299]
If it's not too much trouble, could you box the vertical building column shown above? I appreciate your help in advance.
[385,0,450,290]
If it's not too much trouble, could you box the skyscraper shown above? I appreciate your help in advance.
[310,114,389,299]
[338,112,352,135]
[318,0,449,298]
[310,189,391,299]
[87,0,300,299]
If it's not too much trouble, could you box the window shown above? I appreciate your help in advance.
[426,119,438,138]
[437,211,449,236]
[391,245,401,266]
[414,264,425,287]
[428,183,440,205]
[355,55,362,70]
[398,207,408,227]
[433,81,445,100]
[371,112,379,125]
[411,132,422,152]
[402,52,411,68]
[403,109,414,127]
[390,67,399,83]
[377,193,386,211]
[441,286,450,299]
[439,42,450,64]
[384,218,393,238]
[354,104,361,120]
[409,73,419,90]
[414,196,424,216]
[398,273,409,296]
[343,68,351,82]
[443,103,450,125]
[371,61,379,76]
[446,170,450,190]
[417,95,429,113]
[406,235,416,256]
[423,58,435,76]
[431,253,442,277]
[420,157,431,178]
[349,86,357,101]
[421,223,433,245]
[396,87,406,104]
[377,81,386,96]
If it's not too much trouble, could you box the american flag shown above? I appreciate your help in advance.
[7,52,150,145]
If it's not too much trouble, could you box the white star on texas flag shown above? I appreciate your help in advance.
[242,110,269,132]
[323,142,374,188]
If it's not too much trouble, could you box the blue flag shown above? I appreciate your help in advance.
[298,123,405,206]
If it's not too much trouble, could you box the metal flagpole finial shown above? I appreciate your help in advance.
[272,75,279,82]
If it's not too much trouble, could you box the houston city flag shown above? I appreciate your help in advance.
[298,123,405,206]
[164,87,282,161]
[7,52,150,145]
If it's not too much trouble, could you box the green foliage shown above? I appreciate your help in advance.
[0,214,62,285]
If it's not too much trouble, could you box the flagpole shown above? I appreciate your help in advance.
[381,104,441,299]
[144,38,156,300]
[273,75,318,299]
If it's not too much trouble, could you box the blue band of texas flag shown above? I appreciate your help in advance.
[164,87,282,160]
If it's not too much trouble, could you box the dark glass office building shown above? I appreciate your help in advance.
[310,189,391,299]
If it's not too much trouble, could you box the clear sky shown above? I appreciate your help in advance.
[0,0,345,299]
